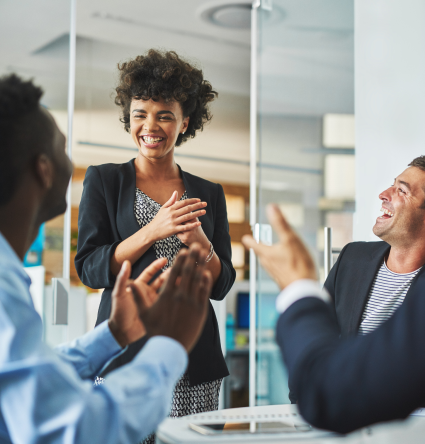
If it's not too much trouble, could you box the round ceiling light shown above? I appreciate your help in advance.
[210,4,251,29]
[198,1,285,30]
[200,2,252,29]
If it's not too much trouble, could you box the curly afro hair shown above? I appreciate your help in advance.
[114,49,217,146]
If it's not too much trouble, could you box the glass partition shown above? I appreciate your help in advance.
[254,0,354,405]
[0,0,72,345]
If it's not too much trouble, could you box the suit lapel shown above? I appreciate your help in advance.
[116,158,140,240]
[117,163,195,240]
[179,165,195,199]
[401,263,425,304]
[343,243,390,335]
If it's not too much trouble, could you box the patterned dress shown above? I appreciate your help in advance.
[135,188,222,444]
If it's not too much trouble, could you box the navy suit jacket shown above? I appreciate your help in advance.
[288,241,425,403]
[324,241,393,337]
[75,159,235,386]
[277,245,425,433]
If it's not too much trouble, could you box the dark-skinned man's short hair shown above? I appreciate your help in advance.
[0,74,51,206]
[114,49,217,146]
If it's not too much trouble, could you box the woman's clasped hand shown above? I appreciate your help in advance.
[145,190,208,244]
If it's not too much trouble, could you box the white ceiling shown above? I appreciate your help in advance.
[0,0,353,112]
[0,0,251,109]
[0,0,353,184]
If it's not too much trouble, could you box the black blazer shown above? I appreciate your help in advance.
[276,279,425,433]
[75,159,235,386]
[324,241,425,337]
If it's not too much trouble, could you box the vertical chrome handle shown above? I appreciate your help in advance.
[324,227,333,278]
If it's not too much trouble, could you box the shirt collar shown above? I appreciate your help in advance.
[0,231,32,287]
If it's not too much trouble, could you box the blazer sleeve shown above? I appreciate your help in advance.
[75,166,120,289]
[287,245,350,404]
[276,293,425,434]
[209,183,236,301]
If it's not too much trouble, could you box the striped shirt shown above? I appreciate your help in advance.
[358,261,421,335]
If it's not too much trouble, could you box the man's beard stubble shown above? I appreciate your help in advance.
[373,212,423,247]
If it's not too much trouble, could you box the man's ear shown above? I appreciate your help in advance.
[34,154,54,190]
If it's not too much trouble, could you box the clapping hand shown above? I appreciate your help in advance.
[108,257,170,347]
[242,204,317,290]
[130,243,213,352]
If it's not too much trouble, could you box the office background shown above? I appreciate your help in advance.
[1,0,423,410]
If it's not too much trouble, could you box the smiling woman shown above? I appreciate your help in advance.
[115,49,217,145]
[74,49,236,444]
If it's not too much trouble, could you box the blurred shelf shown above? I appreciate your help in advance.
[318,197,355,211]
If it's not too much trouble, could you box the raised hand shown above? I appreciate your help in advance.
[108,257,168,347]
[242,204,317,290]
[134,258,171,303]
[146,191,208,242]
[130,244,213,352]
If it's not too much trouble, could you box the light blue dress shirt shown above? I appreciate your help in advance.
[0,232,187,444]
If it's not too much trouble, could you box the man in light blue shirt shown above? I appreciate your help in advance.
[0,74,213,443]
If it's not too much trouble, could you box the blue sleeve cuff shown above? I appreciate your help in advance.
[56,320,122,378]
[86,320,123,355]
[133,336,188,380]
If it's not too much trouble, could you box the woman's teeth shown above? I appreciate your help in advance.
[142,136,163,144]
[380,208,394,217]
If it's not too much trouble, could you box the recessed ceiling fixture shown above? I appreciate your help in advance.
[199,1,252,29]
[198,0,284,30]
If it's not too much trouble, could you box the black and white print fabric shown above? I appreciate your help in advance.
[133,188,222,444]
[94,376,104,387]
[134,188,187,269]
[170,375,222,418]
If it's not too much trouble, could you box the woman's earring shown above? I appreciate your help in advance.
[182,131,185,134]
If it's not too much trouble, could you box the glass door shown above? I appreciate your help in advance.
[250,0,354,406]
[0,0,75,346]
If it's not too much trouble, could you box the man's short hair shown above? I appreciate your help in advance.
[0,74,52,206]
[408,155,425,172]
[408,156,425,208]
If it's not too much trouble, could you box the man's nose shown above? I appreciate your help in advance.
[379,186,393,202]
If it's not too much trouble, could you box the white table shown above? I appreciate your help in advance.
[156,404,425,444]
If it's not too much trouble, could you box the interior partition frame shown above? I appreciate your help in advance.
[249,0,260,408]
